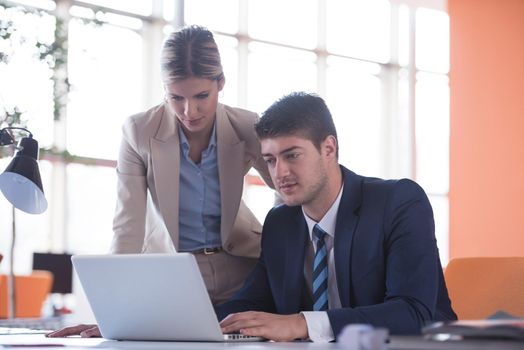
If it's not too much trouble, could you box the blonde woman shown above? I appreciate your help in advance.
[48,25,272,338]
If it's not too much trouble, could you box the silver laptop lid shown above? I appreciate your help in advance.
[72,253,226,341]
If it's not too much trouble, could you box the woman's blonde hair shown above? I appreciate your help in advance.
[160,25,224,84]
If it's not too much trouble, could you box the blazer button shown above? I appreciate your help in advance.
[227,243,234,252]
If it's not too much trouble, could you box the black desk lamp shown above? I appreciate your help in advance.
[0,127,47,214]
[0,127,48,318]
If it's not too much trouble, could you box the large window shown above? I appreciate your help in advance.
[0,0,450,278]
[186,0,450,263]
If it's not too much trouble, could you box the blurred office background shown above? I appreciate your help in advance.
[0,0,523,307]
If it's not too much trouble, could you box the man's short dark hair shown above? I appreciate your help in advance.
[255,92,338,155]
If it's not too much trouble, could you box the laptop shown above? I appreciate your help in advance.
[72,253,263,342]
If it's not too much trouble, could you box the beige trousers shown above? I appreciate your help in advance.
[193,250,258,305]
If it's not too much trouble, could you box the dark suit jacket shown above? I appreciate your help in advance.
[216,166,456,338]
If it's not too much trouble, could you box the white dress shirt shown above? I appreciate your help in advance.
[301,183,344,342]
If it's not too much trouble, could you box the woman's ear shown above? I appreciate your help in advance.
[217,76,225,91]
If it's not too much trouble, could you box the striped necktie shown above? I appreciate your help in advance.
[312,224,329,311]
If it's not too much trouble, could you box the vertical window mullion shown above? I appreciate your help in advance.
[142,15,164,107]
[237,0,249,108]
[408,5,417,181]
[172,0,184,28]
[382,2,400,179]
[50,0,72,252]
[316,0,327,97]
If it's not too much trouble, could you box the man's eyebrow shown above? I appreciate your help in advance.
[262,146,302,158]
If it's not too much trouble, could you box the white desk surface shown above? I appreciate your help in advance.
[1,333,523,350]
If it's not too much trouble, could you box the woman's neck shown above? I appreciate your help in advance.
[181,123,215,164]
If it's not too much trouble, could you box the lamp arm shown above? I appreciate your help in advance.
[0,127,33,146]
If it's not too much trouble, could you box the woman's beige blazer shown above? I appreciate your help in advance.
[110,102,273,258]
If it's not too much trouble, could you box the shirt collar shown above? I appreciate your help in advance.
[303,183,344,242]
[178,121,217,150]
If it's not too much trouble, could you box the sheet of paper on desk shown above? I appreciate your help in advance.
[1,345,64,348]
[0,333,105,348]
[0,328,50,336]
[423,319,524,341]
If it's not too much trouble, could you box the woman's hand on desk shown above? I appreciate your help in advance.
[46,324,101,338]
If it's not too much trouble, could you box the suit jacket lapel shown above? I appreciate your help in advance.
[150,105,181,249]
[216,105,245,243]
[283,212,309,313]
[334,166,362,307]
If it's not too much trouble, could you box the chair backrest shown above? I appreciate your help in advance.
[444,257,524,320]
[0,270,53,318]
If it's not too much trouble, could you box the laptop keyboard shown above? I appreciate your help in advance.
[223,333,265,342]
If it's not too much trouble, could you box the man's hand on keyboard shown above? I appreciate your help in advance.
[46,324,101,338]
[220,311,308,342]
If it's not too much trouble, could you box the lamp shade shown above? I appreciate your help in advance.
[0,136,47,214]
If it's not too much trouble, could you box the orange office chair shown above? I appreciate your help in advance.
[444,257,524,320]
[0,270,53,318]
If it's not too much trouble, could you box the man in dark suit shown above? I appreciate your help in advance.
[217,92,456,342]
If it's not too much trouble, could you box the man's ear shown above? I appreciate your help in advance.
[323,135,338,159]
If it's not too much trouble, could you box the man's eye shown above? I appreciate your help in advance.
[286,153,299,160]
[196,93,209,99]
[264,158,275,165]
[170,95,183,101]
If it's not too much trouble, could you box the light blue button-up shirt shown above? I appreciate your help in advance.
[178,123,222,251]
